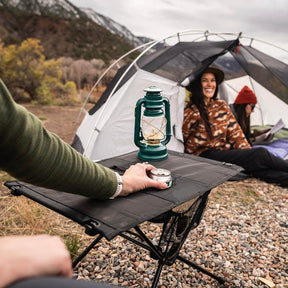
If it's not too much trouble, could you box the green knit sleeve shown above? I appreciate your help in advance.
[0,79,117,200]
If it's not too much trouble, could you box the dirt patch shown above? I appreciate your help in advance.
[22,103,86,143]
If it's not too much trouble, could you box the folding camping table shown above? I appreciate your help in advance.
[5,150,241,287]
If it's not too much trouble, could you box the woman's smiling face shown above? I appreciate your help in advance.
[201,72,216,103]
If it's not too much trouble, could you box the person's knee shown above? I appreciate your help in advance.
[253,146,285,169]
[247,147,272,169]
[251,147,271,159]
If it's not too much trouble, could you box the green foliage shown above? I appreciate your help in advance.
[0,38,76,104]
[35,82,53,104]
[52,80,78,105]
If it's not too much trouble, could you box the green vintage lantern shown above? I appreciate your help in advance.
[134,86,171,161]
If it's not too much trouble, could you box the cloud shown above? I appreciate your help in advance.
[69,0,288,56]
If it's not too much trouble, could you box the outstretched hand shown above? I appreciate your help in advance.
[0,235,73,288]
[120,163,168,196]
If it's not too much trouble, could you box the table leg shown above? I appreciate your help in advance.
[151,262,164,288]
[72,234,103,268]
[177,255,225,284]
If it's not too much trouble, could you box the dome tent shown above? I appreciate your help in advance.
[71,30,288,161]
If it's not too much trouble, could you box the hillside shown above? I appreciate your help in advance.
[0,1,136,62]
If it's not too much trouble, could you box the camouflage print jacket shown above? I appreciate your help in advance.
[182,99,250,156]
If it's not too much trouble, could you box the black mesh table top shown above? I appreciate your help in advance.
[5,150,241,240]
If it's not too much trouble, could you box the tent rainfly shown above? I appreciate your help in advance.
[72,30,288,161]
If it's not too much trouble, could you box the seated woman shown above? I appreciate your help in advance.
[229,86,271,145]
[182,66,288,187]
[230,85,288,159]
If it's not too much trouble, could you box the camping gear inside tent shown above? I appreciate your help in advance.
[72,30,288,161]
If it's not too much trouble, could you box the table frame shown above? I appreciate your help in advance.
[5,151,241,287]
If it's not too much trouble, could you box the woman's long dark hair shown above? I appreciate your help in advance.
[185,73,219,139]
[234,103,250,137]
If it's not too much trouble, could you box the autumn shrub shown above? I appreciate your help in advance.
[0,38,76,104]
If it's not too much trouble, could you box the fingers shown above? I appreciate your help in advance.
[142,162,149,169]
[149,179,168,189]
[33,235,73,278]
[141,162,155,171]
[0,234,73,287]
[50,236,73,278]
[121,163,170,196]
[141,163,170,189]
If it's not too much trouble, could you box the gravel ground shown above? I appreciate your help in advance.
[74,179,288,288]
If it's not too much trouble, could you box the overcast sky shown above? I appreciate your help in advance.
[69,0,288,61]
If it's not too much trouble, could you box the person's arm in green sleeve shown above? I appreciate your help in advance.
[0,79,167,199]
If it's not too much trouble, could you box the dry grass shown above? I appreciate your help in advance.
[211,180,262,205]
[0,172,91,259]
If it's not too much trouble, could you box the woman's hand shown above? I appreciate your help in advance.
[253,128,271,137]
[120,163,168,196]
[0,235,72,288]
[252,128,274,145]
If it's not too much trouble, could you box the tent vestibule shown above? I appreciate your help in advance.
[72,31,288,161]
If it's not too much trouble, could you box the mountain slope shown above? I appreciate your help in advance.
[0,0,143,61]
[82,7,143,47]
[0,0,86,18]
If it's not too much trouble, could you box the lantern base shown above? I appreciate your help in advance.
[137,145,168,161]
